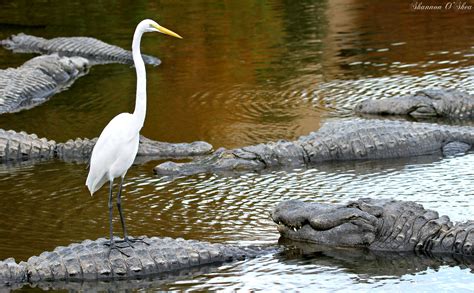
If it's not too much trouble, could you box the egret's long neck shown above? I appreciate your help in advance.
[132,27,147,128]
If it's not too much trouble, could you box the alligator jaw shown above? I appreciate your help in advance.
[272,200,378,247]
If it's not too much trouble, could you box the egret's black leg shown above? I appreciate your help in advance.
[115,176,149,248]
[116,176,131,246]
[107,179,115,256]
[104,179,130,257]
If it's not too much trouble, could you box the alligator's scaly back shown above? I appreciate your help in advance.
[363,199,474,254]
[350,199,454,252]
[0,129,213,164]
[0,129,56,162]
[1,33,161,66]
[0,54,89,114]
[0,236,263,286]
[55,135,213,162]
[154,119,474,176]
[355,89,474,119]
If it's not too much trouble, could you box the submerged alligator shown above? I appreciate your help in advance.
[0,54,89,114]
[1,33,161,66]
[0,129,212,163]
[154,119,474,176]
[1,199,473,289]
[272,198,474,254]
[355,88,474,119]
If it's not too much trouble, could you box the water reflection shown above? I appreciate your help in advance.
[163,243,474,291]
[277,240,474,278]
[0,0,473,291]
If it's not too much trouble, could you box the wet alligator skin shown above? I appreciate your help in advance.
[1,33,161,66]
[154,119,474,176]
[272,198,474,254]
[0,129,213,163]
[0,54,89,114]
[355,88,474,119]
[0,236,263,286]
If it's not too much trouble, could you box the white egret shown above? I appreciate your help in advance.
[85,19,182,253]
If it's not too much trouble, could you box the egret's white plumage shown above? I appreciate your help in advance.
[85,19,182,252]
[86,112,140,194]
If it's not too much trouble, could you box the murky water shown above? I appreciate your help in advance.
[1,0,474,291]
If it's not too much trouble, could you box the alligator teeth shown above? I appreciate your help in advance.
[293,227,297,232]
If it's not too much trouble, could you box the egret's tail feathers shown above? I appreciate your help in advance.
[86,172,107,196]
[86,186,94,197]
[85,181,95,197]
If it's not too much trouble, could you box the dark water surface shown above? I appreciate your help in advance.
[1,0,474,291]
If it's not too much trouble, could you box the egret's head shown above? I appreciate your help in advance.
[141,19,182,39]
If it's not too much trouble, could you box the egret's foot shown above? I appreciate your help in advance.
[116,236,150,248]
[104,240,130,257]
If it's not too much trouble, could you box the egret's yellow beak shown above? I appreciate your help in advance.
[151,23,182,39]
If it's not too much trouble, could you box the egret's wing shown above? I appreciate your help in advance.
[86,113,140,194]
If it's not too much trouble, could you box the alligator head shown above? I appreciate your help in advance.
[271,199,382,247]
[272,198,463,252]
[355,91,442,118]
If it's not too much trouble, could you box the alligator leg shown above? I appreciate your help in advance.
[442,141,472,156]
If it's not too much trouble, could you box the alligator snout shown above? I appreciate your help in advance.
[272,200,379,246]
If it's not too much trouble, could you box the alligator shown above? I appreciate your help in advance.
[0,54,89,114]
[1,200,473,290]
[0,128,213,163]
[1,33,161,66]
[153,118,474,176]
[272,198,474,254]
[0,236,265,288]
[355,88,474,119]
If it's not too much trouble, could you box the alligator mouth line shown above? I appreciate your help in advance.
[273,215,376,233]
[273,219,334,233]
[276,222,305,232]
